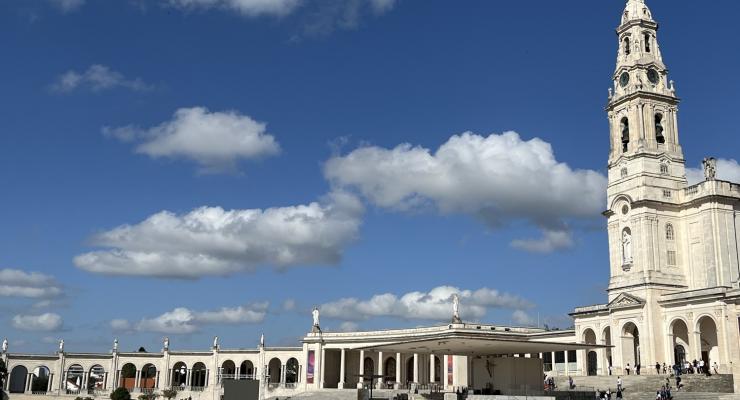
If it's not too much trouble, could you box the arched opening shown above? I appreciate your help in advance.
[384,357,396,386]
[671,319,690,366]
[621,117,630,152]
[139,364,157,390]
[268,358,281,383]
[623,37,631,55]
[171,362,187,388]
[603,327,613,370]
[240,360,255,379]
[698,316,720,369]
[434,356,442,383]
[655,113,665,144]
[191,362,207,388]
[88,365,105,392]
[660,163,669,175]
[666,224,675,241]
[583,329,598,376]
[622,322,640,372]
[363,357,374,382]
[66,364,84,393]
[9,365,28,393]
[644,33,651,52]
[119,363,136,389]
[286,358,299,384]
[32,366,50,393]
[221,360,235,381]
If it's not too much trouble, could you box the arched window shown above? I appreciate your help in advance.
[660,163,669,175]
[644,33,651,52]
[624,37,631,55]
[655,113,665,144]
[621,117,630,152]
[666,224,675,241]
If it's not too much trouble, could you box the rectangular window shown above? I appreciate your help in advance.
[663,190,672,198]
[667,250,677,266]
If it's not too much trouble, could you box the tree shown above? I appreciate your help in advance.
[110,387,131,400]
[138,347,147,353]
[138,393,159,400]
[161,389,177,400]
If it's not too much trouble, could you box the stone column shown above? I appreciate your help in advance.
[551,352,557,375]
[357,349,365,388]
[338,348,346,389]
[376,351,383,389]
[48,373,55,392]
[280,364,286,386]
[565,351,570,375]
[320,347,326,389]
[395,353,401,389]
[413,353,419,384]
[429,354,435,384]
[135,370,141,389]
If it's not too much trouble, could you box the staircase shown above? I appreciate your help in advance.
[553,374,733,399]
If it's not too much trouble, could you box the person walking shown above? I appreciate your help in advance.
[608,364,613,376]
[617,376,623,392]
[568,376,574,390]
[663,363,667,374]
[625,363,631,375]
[655,362,661,374]
[713,361,719,375]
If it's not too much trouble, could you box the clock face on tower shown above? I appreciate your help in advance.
[647,68,659,84]
[620,72,630,87]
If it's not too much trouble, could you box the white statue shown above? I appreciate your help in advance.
[163,336,170,351]
[260,333,265,347]
[113,338,118,352]
[312,307,320,327]
[213,336,219,348]
[59,339,64,352]
[453,294,460,318]
[622,230,633,264]
[703,157,717,181]
[2,338,8,353]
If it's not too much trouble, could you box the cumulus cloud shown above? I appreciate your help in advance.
[324,131,607,253]
[510,229,575,253]
[118,303,268,334]
[0,268,63,299]
[686,158,740,185]
[298,0,398,36]
[167,0,301,17]
[49,0,85,12]
[74,191,363,279]
[12,313,63,331]
[103,107,281,173]
[511,310,536,326]
[51,64,152,93]
[320,286,533,322]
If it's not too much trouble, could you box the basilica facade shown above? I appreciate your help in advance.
[570,0,740,383]
[2,0,740,399]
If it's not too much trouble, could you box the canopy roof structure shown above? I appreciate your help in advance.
[356,330,609,356]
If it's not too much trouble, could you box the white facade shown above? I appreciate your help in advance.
[571,0,740,383]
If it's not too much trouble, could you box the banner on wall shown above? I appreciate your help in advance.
[447,356,453,385]
[306,350,315,384]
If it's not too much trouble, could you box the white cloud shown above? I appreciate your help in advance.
[110,319,132,331]
[120,303,268,334]
[0,268,63,299]
[324,131,607,253]
[74,191,363,278]
[338,321,359,332]
[511,310,536,326]
[369,0,396,13]
[282,299,296,311]
[167,0,301,16]
[51,64,152,93]
[320,286,533,322]
[12,313,63,331]
[686,158,740,185]
[104,107,281,173]
[49,0,85,12]
[510,229,575,253]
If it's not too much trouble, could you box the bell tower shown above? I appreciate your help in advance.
[605,0,689,298]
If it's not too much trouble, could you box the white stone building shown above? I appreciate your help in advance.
[570,0,740,382]
[2,0,740,398]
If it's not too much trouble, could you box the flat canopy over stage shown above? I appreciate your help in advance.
[355,329,608,356]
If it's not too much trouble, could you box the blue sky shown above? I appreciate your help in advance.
[1,0,740,353]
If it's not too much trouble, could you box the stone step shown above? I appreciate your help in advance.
[554,374,733,393]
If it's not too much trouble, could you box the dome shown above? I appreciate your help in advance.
[621,0,654,25]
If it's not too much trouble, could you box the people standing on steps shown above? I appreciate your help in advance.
[655,362,661,374]
[617,376,623,392]
[663,363,667,374]
[713,361,719,375]
[625,363,631,375]
[608,364,613,376]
